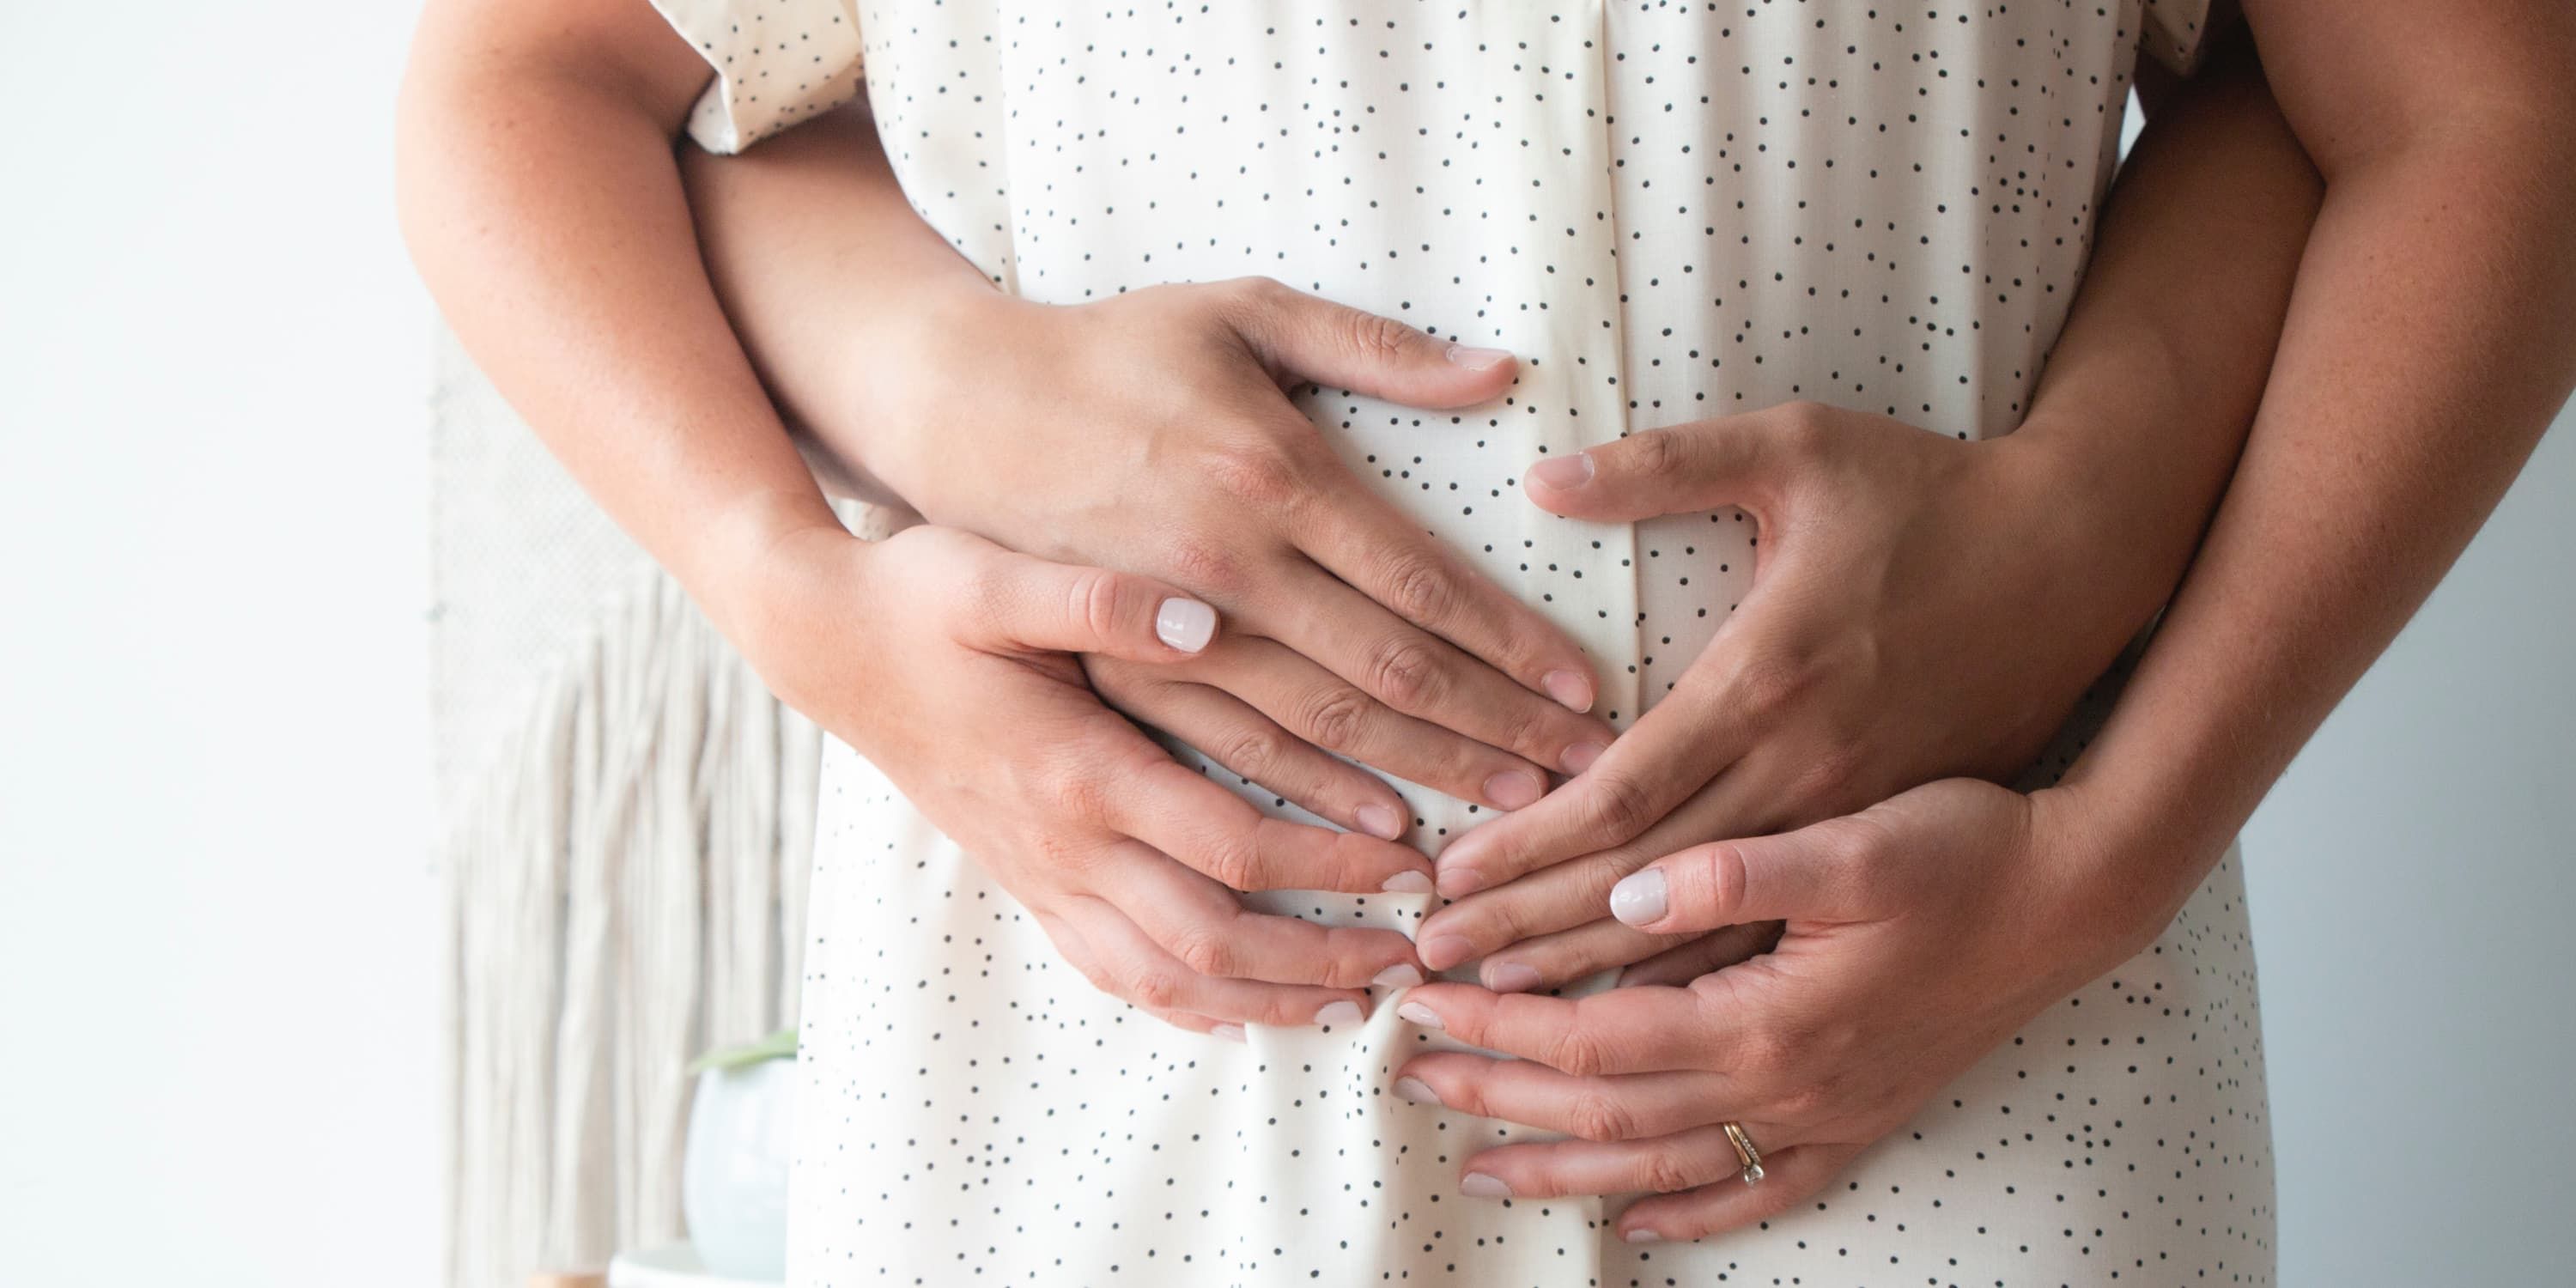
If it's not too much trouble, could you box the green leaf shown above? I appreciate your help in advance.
[687,1026,799,1075]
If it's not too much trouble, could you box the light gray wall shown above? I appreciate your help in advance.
[2243,399,2576,1282]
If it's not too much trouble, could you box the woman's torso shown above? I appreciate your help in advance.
[781,3,2274,1283]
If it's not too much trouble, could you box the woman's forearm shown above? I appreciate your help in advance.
[2058,3,2576,940]
[394,0,843,630]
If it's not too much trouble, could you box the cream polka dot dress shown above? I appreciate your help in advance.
[653,2,2274,1283]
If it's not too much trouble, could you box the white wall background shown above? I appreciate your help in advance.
[0,3,2564,1285]
[0,2,440,1285]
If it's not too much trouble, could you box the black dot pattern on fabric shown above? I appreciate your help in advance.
[653,2,2274,1284]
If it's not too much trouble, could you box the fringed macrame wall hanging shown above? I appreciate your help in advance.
[429,330,887,1285]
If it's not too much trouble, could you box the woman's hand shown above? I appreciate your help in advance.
[832,276,1616,817]
[1384,777,2157,1241]
[737,520,1434,1036]
[1413,402,2174,985]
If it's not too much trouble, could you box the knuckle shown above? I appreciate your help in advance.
[1773,398,1833,449]
[1364,635,1449,710]
[1566,1091,1639,1143]
[1224,273,1289,309]
[1065,568,1127,644]
[1786,738,1869,805]
[1373,549,1457,625]
[1161,537,1246,597]
[1206,444,1304,508]
[1627,426,1686,479]
[1164,923,1239,978]
[1338,307,1417,366]
[1295,687,1375,751]
[1775,1078,1838,1125]
[1639,1151,1699,1195]
[1579,770,1659,839]
[1198,835,1259,890]
[1212,724,1287,778]
[1546,1027,1615,1078]
[1489,698,1557,762]
[1724,653,1815,725]
[1042,763,1109,826]
[1125,966,1184,1012]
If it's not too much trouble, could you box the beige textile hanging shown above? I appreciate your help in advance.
[428,327,881,1285]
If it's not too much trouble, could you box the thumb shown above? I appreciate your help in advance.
[1522,412,1794,522]
[1226,277,1519,408]
[969,551,1220,664]
[1606,816,1870,934]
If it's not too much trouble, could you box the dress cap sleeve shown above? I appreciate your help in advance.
[650,0,865,154]
[2139,0,2233,77]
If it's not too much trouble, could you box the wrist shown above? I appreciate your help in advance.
[685,483,858,641]
[838,283,1035,513]
[2025,775,2236,976]
[1979,421,2199,646]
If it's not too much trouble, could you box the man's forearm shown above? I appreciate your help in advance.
[680,100,1003,507]
[2059,8,2576,939]
[2002,33,2322,671]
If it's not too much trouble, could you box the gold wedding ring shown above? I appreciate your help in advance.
[1722,1121,1766,1187]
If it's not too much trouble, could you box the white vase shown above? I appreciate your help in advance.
[682,1057,796,1281]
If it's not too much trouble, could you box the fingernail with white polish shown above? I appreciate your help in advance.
[1484,769,1543,811]
[1528,453,1595,492]
[1358,804,1407,841]
[1155,598,1217,653]
[1559,739,1607,774]
[1212,1024,1246,1043]
[1314,999,1364,1028]
[1609,868,1668,927]
[1380,869,1434,895]
[1484,961,1541,993]
[1461,1173,1512,1200]
[1542,670,1595,714]
[1372,963,1426,988]
[1444,343,1514,371]
[1393,1076,1441,1106]
[1624,1229,1662,1245]
[1419,935,1473,972]
[1396,1001,1444,1030]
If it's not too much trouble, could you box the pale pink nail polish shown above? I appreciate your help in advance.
[1358,804,1406,841]
[1484,769,1543,811]
[1542,670,1595,714]
[1155,598,1216,653]
[1444,343,1513,370]
[1460,1172,1511,1200]
[1528,453,1595,491]
[1609,868,1668,927]
[1434,866,1485,899]
[1396,1001,1444,1030]
[1559,739,1607,774]
[1418,935,1473,972]
[1380,869,1435,895]
[1314,999,1364,1027]
[1392,1076,1441,1105]
[1372,963,1426,988]
[1624,1229,1662,1245]
[1485,962,1541,993]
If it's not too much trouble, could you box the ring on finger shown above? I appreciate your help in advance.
[1722,1120,1766,1186]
